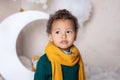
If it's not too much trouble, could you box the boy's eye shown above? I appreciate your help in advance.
[55,31,60,34]
[66,30,72,34]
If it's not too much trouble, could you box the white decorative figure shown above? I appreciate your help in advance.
[46,0,92,27]
[0,11,49,80]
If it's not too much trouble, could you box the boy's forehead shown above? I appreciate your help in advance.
[53,19,72,22]
[52,19,74,26]
[51,19,75,30]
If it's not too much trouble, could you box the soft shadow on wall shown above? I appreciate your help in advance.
[16,19,49,70]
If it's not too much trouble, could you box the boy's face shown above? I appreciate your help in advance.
[49,19,77,51]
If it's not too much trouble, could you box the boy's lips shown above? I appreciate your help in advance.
[60,40,68,44]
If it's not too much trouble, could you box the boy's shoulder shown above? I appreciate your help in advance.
[37,54,50,64]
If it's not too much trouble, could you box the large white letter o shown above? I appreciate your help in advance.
[0,10,49,80]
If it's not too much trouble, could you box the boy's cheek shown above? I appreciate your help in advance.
[48,34,53,41]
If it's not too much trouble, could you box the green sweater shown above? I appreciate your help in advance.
[34,54,79,80]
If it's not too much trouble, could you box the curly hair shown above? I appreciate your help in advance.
[46,9,79,34]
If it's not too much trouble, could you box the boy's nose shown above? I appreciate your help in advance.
[61,34,67,39]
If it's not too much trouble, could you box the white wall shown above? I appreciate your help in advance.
[79,0,120,67]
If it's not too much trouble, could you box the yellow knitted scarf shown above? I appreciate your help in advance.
[45,41,85,80]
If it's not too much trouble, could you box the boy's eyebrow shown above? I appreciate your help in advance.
[53,28,60,30]
[66,28,74,29]
[54,27,74,30]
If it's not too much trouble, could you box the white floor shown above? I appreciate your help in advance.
[19,56,120,80]
[0,55,120,80]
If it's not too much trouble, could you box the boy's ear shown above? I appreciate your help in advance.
[74,33,77,41]
[49,34,53,41]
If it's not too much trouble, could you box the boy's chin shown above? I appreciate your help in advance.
[59,47,70,51]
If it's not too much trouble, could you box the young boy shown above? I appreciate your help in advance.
[34,9,85,80]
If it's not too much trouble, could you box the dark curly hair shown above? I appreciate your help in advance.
[46,9,79,34]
